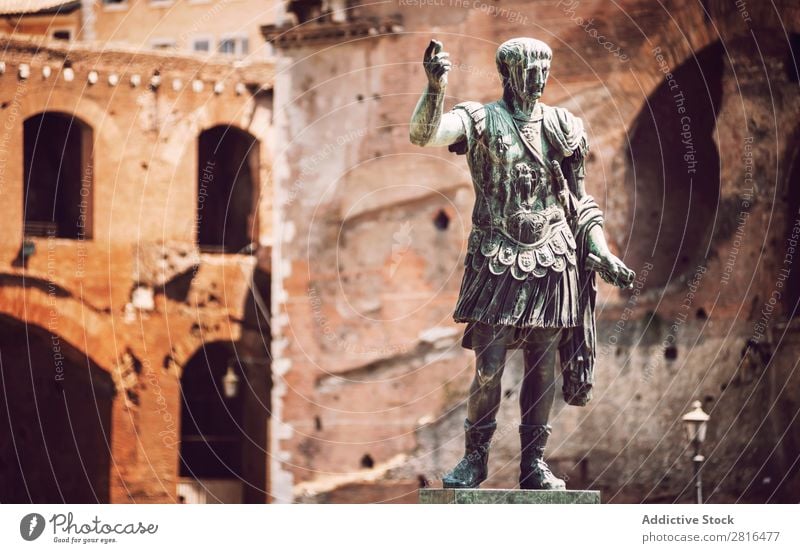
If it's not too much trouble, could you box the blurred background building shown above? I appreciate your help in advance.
[0,0,799,503]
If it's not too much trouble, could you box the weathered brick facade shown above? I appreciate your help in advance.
[268,0,800,503]
[0,34,274,503]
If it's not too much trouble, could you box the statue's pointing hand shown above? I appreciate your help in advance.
[424,39,451,91]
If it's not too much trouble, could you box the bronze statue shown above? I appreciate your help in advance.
[410,38,635,490]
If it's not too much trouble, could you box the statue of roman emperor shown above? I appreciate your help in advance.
[409,38,635,490]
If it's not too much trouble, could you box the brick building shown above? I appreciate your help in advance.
[0,33,274,503]
[1,0,281,57]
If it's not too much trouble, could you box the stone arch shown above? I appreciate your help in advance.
[13,87,126,244]
[18,88,125,157]
[780,137,800,318]
[167,322,241,375]
[0,280,115,372]
[155,101,273,245]
[598,0,800,134]
[621,40,726,289]
[0,314,115,502]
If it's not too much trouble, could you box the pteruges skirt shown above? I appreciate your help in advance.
[454,224,581,350]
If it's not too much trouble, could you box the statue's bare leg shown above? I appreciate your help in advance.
[518,328,566,489]
[442,323,506,488]
[466,327,508,424]
[519,329,560,425]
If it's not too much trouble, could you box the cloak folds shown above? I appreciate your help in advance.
[559,195,602,406]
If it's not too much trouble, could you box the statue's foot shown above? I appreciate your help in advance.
[442,455,488,488]
[520,458,566,490]
[442,419,495,488]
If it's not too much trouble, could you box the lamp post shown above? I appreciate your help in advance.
[682,400,710,504]
[222,362,240,399]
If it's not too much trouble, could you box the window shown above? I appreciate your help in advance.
[197,126,259,253]
[102,0,128,9]
[151,38,177,51]
[23,113,93,239]
[192,37,213,53]
[52,29,72,41]
[218,35,249,58]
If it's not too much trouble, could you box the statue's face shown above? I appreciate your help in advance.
[506,59,550,102]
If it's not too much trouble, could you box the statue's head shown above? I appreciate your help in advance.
[496,38,552,104]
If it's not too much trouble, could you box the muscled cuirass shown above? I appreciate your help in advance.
[461,101,577,281]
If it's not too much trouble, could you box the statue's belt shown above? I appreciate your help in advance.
[468,208,577,280]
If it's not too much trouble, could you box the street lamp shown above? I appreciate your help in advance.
[222,363,240,399]
[682,400,710,504]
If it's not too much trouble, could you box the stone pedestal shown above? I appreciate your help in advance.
[419,488,601,504]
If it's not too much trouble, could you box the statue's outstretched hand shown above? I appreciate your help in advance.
[587,251,635,289]
[424,39,451,91]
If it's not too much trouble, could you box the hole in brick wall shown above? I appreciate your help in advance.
[696,308,708,319]
[417,474,428,488]
[433,209,450,231]
[664,346,678,360]
[360,453,374,469]
[314,415,322,431]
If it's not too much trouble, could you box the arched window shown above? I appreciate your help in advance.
[23,112,93,239]
[197,126,259,253]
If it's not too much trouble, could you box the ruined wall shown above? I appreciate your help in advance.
[271,0,800,502]
[0,34,274,502]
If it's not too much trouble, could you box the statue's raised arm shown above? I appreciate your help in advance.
[409,40,466,147]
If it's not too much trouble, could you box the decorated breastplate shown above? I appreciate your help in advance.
[465,104,577,280]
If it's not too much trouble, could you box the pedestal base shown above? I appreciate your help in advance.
[419,488,601,504]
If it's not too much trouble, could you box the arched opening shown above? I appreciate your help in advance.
[23,112,93,239]
[0,315,113,502]
[624,42,725,288]
[783,150,800,318]
[197,126,259,253]
[178,335,270,504]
